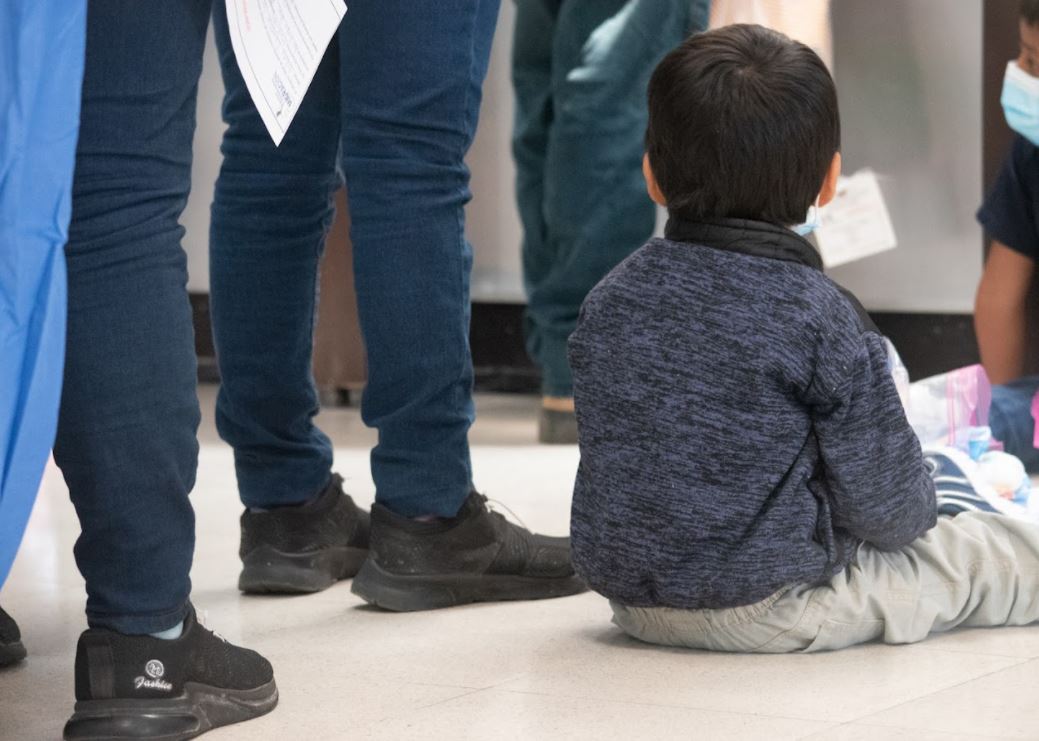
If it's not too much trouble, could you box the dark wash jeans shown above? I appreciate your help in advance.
[512,0,710,397]
[210,0,500,518]
[56,0,210,634]
[56,0,499,633]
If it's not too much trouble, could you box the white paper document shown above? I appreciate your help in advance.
[225,0,347,146]
[814,168,898,269]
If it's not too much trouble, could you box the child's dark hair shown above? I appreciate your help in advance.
[1023,0,1039,25]
[645,24,840,225]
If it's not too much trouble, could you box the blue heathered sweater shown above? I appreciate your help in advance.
[568,218,938,610]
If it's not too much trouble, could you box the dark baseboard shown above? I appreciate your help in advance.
[190,293,221,384]
[190,293,980,391]
[870,313,979,381]
[468,302,540,393]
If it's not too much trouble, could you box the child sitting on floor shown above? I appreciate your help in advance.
[568,23,1039,652]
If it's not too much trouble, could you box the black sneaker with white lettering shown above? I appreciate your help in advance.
[239,474,370,594]
[64,606,276,741]
[0,606,26,667]
[351,491,587,611]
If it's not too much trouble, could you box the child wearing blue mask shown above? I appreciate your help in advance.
[976,0,1039,472]
[569,24,1039,653]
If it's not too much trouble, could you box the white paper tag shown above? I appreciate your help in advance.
[225,0,347,146]
[814,168,898,269]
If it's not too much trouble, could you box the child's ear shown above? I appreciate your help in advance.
[818,152,842,208]
[643,154,667,207]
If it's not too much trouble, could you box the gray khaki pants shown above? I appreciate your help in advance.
[612,513,1039,653]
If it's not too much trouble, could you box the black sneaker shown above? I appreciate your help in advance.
[238,474,370,594]
[351,492,587,611]
[0,606,26,667]
[64,606,277,741]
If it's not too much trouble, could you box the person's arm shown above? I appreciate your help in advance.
[811,333,937,550]
[975,241,1035,385]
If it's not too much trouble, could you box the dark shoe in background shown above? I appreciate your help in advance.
[352,492,586,611]
[239,474,370,594]
[63,606,277,741]
[538,406,578,445]
[0,606,27,667]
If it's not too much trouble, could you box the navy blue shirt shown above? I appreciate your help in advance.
[978,135,1039,260]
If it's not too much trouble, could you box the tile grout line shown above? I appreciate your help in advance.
[413,687,488,712]
[912,643,1039,660]
[839,655,1035,728]
[487,685,837,727]
[834,719,1014,741]
[362,686,492,730]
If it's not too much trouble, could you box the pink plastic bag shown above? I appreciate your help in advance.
[1032,390,1039,449]
[905,365,992,448]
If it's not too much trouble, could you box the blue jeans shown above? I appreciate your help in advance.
[209,0,501,517]
[55,0,211,633]
[512,0,709,396]
[990,376,1039,474]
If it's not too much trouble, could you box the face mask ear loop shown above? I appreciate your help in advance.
[793,195,823,238]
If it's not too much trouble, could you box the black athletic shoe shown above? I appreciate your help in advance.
[351,491,587,611]
[238,474,370,594]
[0,606,26,667]
[64,606,277,741]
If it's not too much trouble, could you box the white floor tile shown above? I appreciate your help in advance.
[914,624,1039,659]
[365,689,835,741]
[496,630,1022,724]
[855,658,1039,739]
[1,387,1036,740]
[800,723,1012,740]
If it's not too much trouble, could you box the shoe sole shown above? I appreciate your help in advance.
[0,640,26,667]
[238,545,368,594]
[63,679,278,741]
[350,559,588,611]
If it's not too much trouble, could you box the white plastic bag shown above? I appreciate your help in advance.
[905,365,992,450]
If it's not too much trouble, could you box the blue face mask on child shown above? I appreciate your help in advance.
[792,198,821,237]
[1002,61,1039,146]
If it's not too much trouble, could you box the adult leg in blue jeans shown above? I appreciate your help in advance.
[209,6,372,595]
[210,1,585,610]
[56,3,275,738]
[513,0,710,442]
[990,376,1039,473]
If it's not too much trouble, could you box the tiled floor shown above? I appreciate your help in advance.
[3,386,1039,740]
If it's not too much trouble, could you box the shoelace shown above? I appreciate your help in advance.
[198,609,229,644]
[484,495,531,532]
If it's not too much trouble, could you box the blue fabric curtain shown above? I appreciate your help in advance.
[0,1,86,588]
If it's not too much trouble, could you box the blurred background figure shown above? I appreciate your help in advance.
[511,0,711,443]
[710,0,833,69]
[974,0,1039,472]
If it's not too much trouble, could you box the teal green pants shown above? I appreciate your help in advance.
[512,0,710,396]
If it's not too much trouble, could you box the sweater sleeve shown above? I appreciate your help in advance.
[809,332,937,550]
